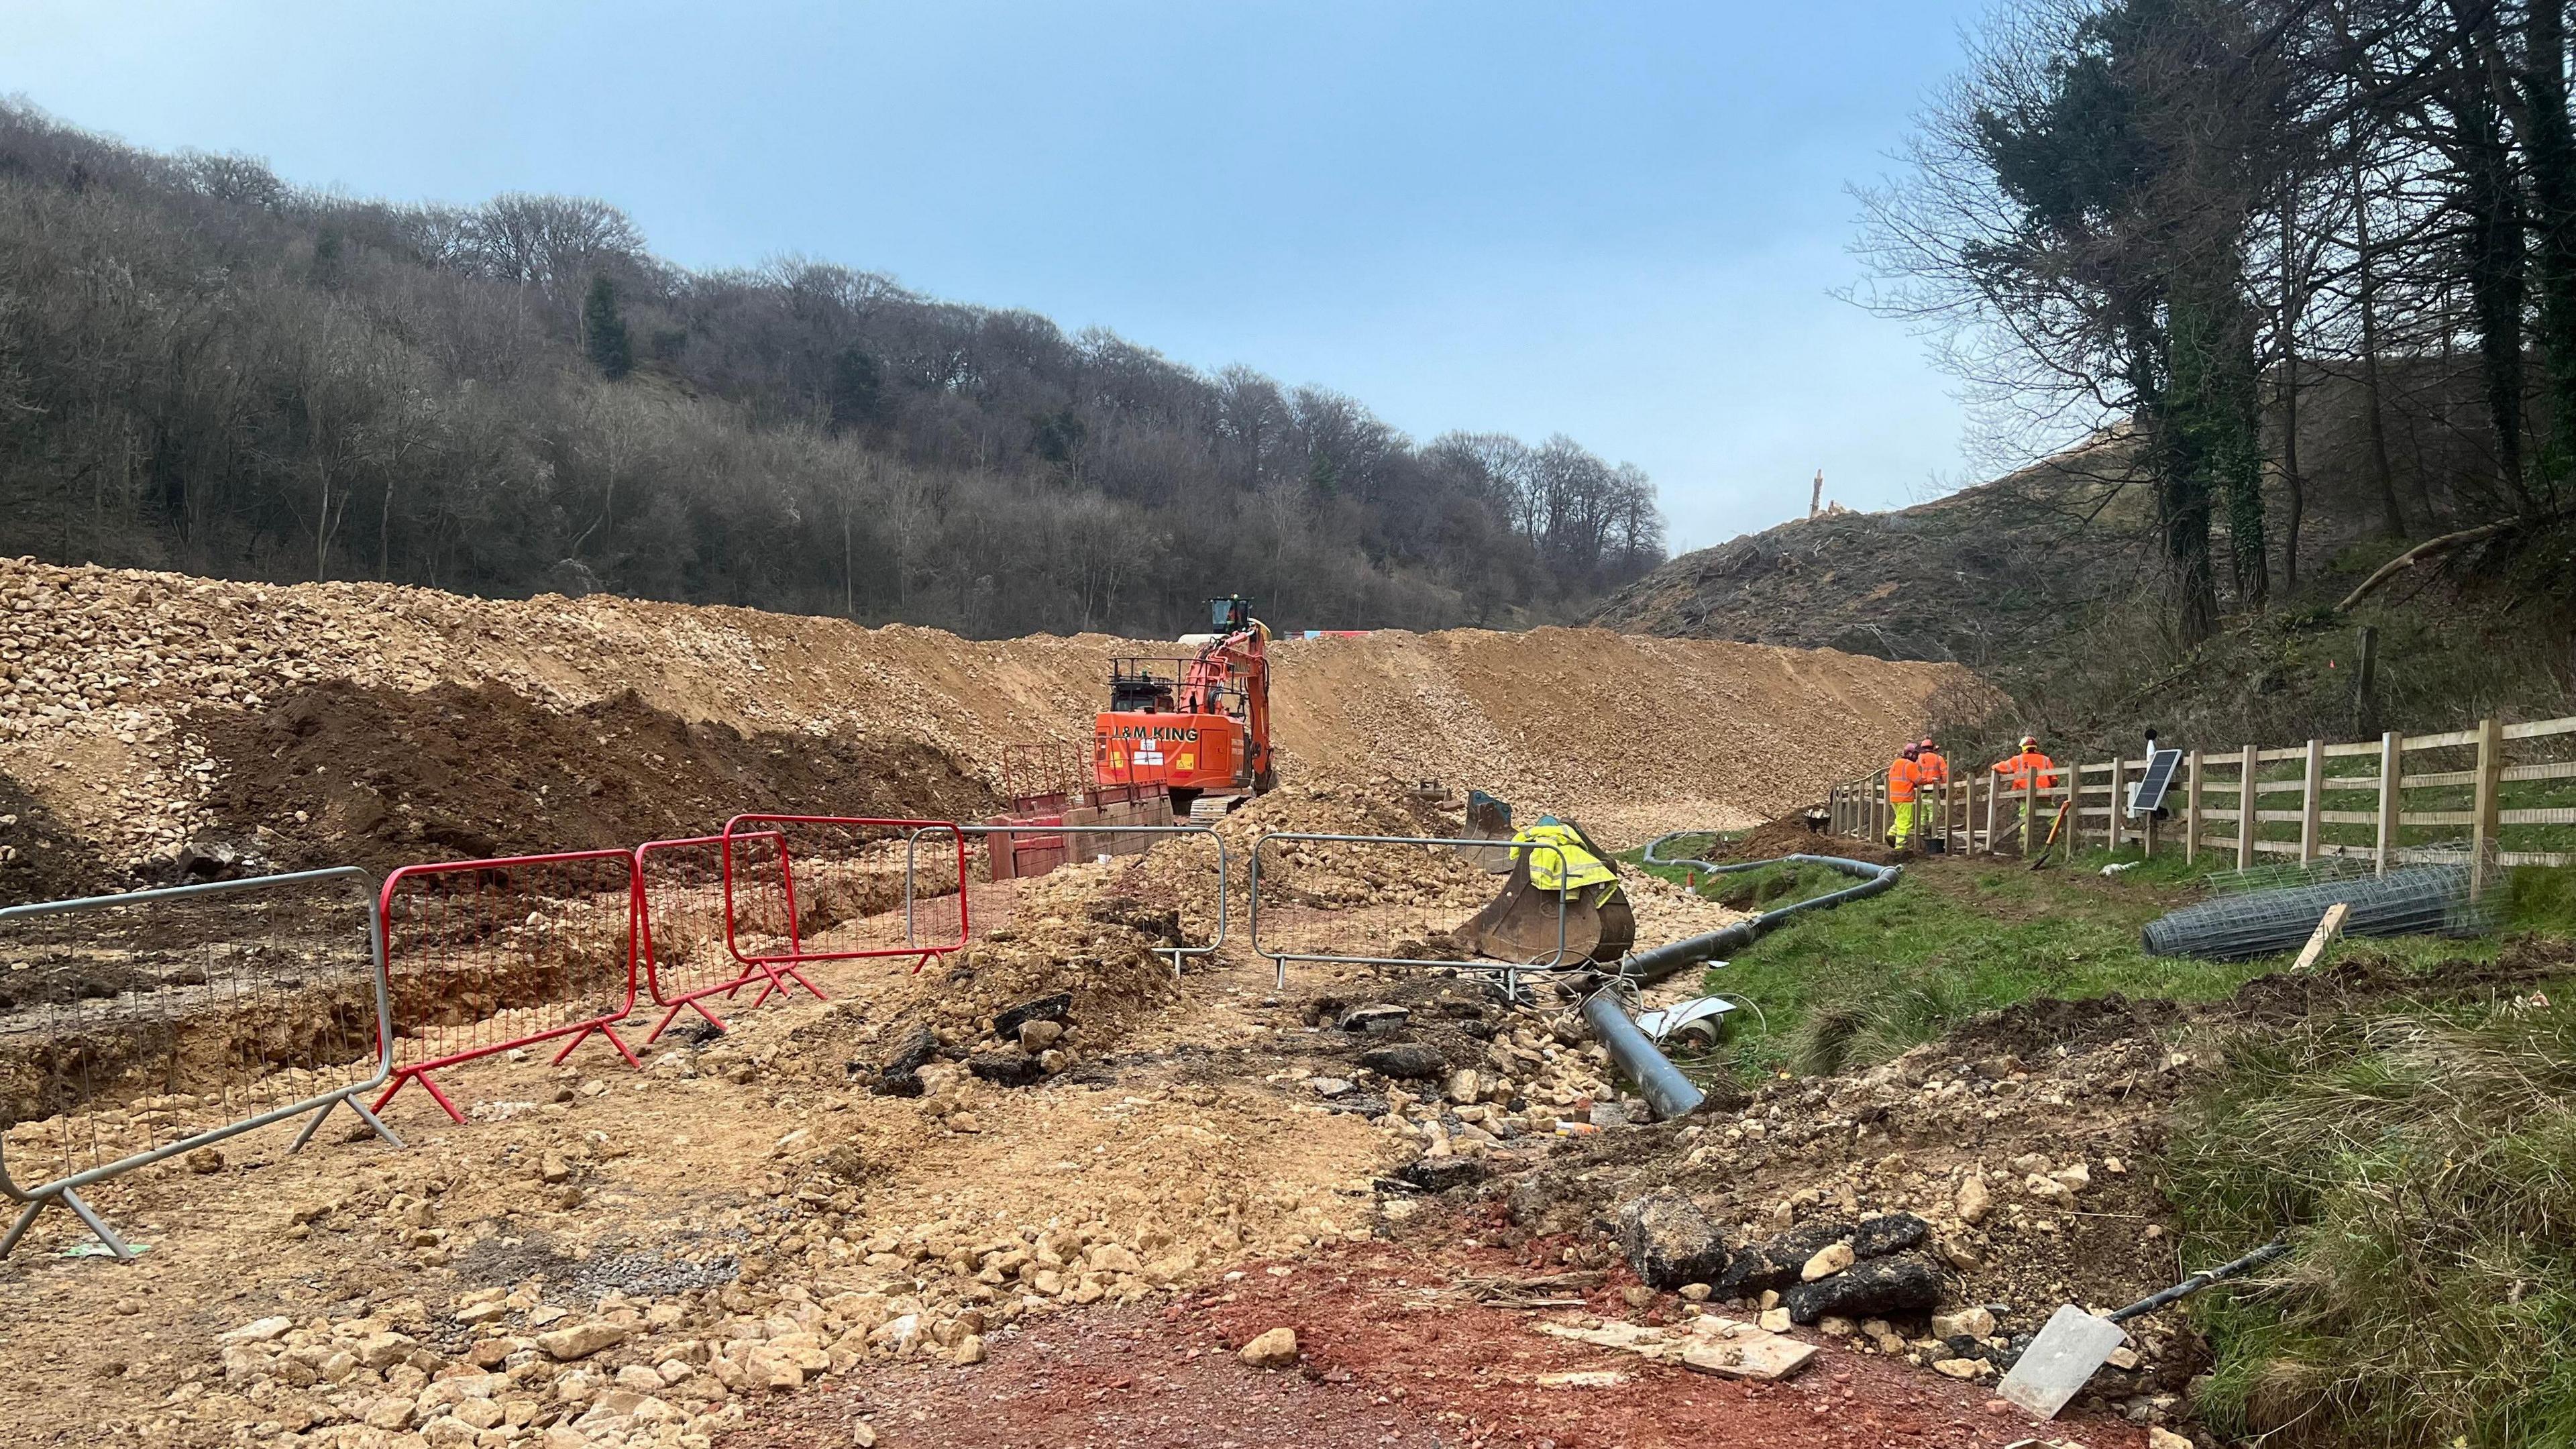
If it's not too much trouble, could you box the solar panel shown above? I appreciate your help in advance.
[2127,747,2184,817]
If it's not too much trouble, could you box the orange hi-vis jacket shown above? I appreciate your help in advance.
[1991,749,2059,794]
[1887,755,1921,803]
[1916,749,1950,786]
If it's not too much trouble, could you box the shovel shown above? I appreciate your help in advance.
[2027,796,2076,872]
[1997,1238,2290,1419]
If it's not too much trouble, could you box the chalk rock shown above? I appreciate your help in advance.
[535,1320,629,1361]
[1238,1327,1299,1368]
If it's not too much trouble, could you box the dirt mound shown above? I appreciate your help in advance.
[0,771,107,906]
[1269,629,1970,840]
[191,680,995,874]
[0,559,1960,878]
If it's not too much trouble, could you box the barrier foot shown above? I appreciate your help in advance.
[58,1189,136,1260]
[600,1023,642,1070]
[547,1025,598,1067]
[376,1071,466,1126]
[645,1000,727,1045]
[287,1095,338,1152]
[0,1199,44,1260]
[345,1095,407,1150]
[285,1093,403,1152]
[783,966,828,1002]
[415,1073,468,1124]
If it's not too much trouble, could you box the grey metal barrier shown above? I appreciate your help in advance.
[1248,832,1571,994]
[0,867,403,1260]
[958,823,1230,977]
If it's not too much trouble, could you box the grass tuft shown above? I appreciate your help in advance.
[2171,996,2576,1448]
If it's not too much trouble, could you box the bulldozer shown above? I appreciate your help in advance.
[1461,812,1634,966]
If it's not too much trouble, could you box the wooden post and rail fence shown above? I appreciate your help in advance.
[1824,714,2576,897]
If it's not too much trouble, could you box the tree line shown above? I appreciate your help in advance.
[0,103,1664,637]
[1859,0,2576,646]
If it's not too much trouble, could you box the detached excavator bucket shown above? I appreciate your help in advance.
[1462,854,1635,965]
[1460,790,1517,874]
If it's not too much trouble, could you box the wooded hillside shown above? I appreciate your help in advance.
[0,103,1664,637]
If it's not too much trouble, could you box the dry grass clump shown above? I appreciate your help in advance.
[2171,994,2576,1448]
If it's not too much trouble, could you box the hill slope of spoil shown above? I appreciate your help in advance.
[1590,439,2145,667]
[0,559,1962,890]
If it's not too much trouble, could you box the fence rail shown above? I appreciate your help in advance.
[633,830,795,1043]
[961,822,1231,976]
[1827,713,2576,896]
[0,867,402,1258]
[720,815,967,977]
[375,849,644,1124]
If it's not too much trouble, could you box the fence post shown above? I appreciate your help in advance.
[2300,738,2323,863]
[2375,729,2401,877]
[2022,769,2039,859]
[2108,758,2126,853]
[2184,749,2202,865]
[2471,715,2504,898]
[2237,743,2259,869]
[1982,771,1996,854]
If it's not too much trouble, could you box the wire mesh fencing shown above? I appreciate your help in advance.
[2200,856,2377,896]
[633,830,795,1042]
[721,815,966,977]
[375,849,643,1122]
[2143,861,2498,961]
[0,867,400,1258]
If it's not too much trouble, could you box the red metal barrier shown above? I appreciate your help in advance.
[721,815,969,975]
[632,830,800,1043]
[374,849,642,1122]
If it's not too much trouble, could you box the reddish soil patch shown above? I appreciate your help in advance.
[729,1238,2149,1449]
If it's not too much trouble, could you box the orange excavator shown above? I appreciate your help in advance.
[1094,596,1276,818]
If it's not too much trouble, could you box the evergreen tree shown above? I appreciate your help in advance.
[825,344,884,434]
[584,274,632,380]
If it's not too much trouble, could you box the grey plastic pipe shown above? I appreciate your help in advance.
[1570,837,1904,1123]
[1580,987,1707,1120]
[1621,839,1904,985]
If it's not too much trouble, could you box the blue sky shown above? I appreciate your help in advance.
[9,1,1988,556]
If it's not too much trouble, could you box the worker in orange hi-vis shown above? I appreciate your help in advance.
[1913,737,1950,849]
[1886,743,1923,849]
[1988,735,2059,847]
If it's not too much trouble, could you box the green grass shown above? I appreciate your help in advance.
[1695,850,2274,1077]
[2169,994,2576,1448]
[1616,841,2573,1082]
[1617,835,2576,1446]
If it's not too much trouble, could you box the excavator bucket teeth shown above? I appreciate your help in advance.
[1461,790,1517,873]
[1462,857,1633,965]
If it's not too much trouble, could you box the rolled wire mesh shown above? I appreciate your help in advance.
[0,874,383,1191]
[2143,863,2496,961]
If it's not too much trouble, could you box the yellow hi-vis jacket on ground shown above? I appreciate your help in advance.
[1515,821,1616,893]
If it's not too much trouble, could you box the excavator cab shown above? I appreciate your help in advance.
[1210,596,1252,634]
[1107,661,1177,714]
